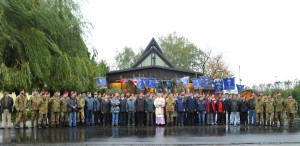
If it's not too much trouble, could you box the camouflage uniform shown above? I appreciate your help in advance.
[286,97,298,127]
[255,98,264,125]
[29,94,42,127]
[38,97,48,128]
[60,96,69,126]
[165,96,176,125]
[264,97,274,126]
[15,94,28,128]
[77,95,85,125]
[274,96,286,126]
[49,96,61,127]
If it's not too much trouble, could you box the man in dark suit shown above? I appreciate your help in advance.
[186,93,197,126]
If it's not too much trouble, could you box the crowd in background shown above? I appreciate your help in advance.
[0,89,298,129]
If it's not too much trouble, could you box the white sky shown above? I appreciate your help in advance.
[81,0,300,87]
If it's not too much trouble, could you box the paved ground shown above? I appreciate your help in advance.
[0,120,300,145]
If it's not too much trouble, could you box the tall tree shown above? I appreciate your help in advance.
[0,0,108,92]
[158,32,202,71]
[205,53,233,79]
[114,47,144,70]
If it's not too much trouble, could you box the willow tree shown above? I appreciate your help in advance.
[0,0,108,92]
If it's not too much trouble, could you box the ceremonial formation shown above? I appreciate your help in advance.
[0,90,298,129]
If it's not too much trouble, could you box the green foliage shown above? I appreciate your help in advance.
[114,47,141,70]
[0,0,109,92]
[159,32,202,71]
[106,88,123,95]
[291,85,300,116]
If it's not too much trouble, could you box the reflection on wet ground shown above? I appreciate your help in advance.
[1,121,300,145]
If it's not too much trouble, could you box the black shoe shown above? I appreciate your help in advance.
[23,126,28,129]
[0,127,4,129]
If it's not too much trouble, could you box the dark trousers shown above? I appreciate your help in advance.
[85,110,93,125]
[137,111,144,125]
[178,111,184,125]
[227,111,231,124]
[119,112,127,125]
[103,113,110,125]
[187,112,195,125]
[128,111,135,125]
[217,112,225,125]
[93,111,100,125]
[240,111,248,125]
[146,112,153,125]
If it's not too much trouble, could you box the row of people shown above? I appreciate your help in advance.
[0,90,298,129]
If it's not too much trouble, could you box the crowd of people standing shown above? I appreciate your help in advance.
[0,89,298,129]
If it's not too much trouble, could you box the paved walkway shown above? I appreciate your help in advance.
[0,120,300,145]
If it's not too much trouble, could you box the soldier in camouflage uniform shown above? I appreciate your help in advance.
[15,89,28,129]
[49,91,61,127]
[28,90,42,127]
[38,93,49,128]
[165,93,176,126]
[286,95,298,127]
[274,92,286,126]
[60,92,69,127]
[264,95,274,126]
[255,94,264,126]
[77,93,85,126]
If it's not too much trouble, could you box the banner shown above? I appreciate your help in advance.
[223,77,235,90]
[180,76,189,89]
[192,78,201,89]
[96,77,107,89]
[202,76,213,87]
[155,79,163,89]
[236,84,245,94]
[165,80,173,89]
[142,77,156,88]
[136,78,145,90]
[213,79,223,92]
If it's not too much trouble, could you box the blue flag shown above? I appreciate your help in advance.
[202,76,213,87]
[165,80,172,89]
[213,79,223,92]
[155,79,163,89]
[192,78,201,89]
[136,78,145,90]
[223,77,235,90]
[236,84,245,93]
[96,77,107,89]
[143,77,156,88]
[180,76,189,89]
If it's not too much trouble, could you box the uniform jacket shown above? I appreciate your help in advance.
[264,98,274,113]
[38,98,48,114]
[49,96,61,112]
[28,95,42,111]
[286,98,298,113]
[165,97,176,112]
[60,97,69,112]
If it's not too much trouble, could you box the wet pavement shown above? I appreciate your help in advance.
[1,120,300,145]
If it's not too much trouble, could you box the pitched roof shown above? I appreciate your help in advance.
[131,38,175,68]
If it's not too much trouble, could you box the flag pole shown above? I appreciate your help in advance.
[239,65,241,85]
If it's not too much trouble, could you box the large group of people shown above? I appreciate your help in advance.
[0,89,298,129]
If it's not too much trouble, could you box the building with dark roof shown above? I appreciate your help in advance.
[106,38,203,93]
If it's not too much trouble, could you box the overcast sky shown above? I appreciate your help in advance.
[81,0,300,87]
